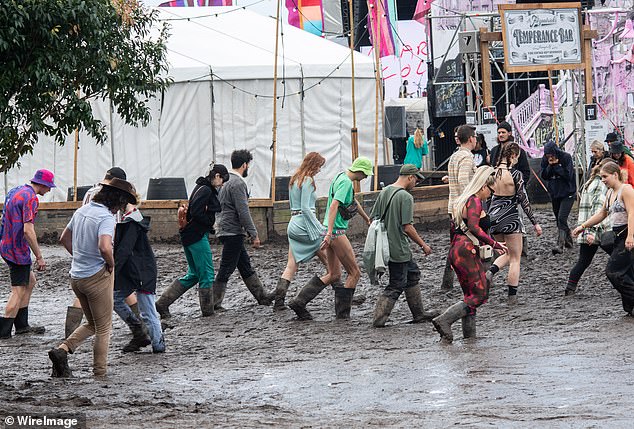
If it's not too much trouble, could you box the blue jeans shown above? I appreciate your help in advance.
[113,290,163,350]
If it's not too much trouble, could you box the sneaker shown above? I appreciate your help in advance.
[48,348,72,378]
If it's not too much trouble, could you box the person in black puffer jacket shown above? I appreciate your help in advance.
[113,205,164,353]
[155,164,229,319]
[541,140,577,255]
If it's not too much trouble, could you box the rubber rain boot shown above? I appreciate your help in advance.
[13,306,46,335]
[334,287,355,320]
[440,256,454,291]
[404,285,440,323]
[431,301,469,343]
[0,316,14,339]
[64,306,84,339]
[198,288,214,317]
[122,316,151,353]
[372,295,397,328]
[155,279,189,319]
[212,281,227,311]
[243,273,273,306]
[288,275,327,320]
[462,312,476,340]
[552,230,565,255]
[272,277,291,311]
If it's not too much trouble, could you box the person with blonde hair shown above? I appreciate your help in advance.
[432,166,507,343]
[588,140,606,174]
[572,160,634,316]
[404,124,427,169]
[565,158,612,296]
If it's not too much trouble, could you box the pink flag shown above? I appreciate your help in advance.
[367,0,396,57]
[413,0,433,25]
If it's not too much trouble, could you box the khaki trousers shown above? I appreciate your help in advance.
[63,266,114,377]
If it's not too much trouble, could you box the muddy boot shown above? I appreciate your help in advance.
[564,279,578,296]
[272,277,291,311]
[0,316,14,339]
[64,306,84,339]
[431,302,468,343]
[243,274,273,306]
[564,230,574,249]
[288,275,327,320]
[372,294,397,328]
[48,347,72,378]
[122,316,151,353]
[13,306,46,335]
[350,283,366,306]
[462,312,476,340]
[552,230,565,255]
[440,256,454,291]
[507,285,518,305]
[198,288,214,317]
[334,287,355,320]
[155,279,188,319]
[212,281,227,310]
[404,285,440,323]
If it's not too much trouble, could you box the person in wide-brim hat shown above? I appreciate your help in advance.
[99,178,138,205]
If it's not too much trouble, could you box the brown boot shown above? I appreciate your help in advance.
[155,279,189,319]
[64,306,84,339]
[288,275,327,320]
[272,278,291,311]
[372,295,397,328]
[243,274,273,305]
[212,281,227,310]
[404,285,440,323]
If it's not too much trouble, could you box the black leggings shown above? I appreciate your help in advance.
[567,244,600,290]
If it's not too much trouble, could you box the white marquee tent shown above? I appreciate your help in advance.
[3,7,381,201]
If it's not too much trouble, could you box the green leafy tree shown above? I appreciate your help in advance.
[0,0,171,171]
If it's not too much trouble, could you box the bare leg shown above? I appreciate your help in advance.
[320,245,342,286]
[17,272,37,308]
[329,235,361,289]
[281,248,299,282]
[124,292,137,306]
[504,234,523,286]
[492,233,510,269]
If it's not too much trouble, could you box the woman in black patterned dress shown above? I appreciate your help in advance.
[485,143,542,304]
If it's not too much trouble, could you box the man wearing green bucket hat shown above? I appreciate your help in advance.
[288,157,373,321]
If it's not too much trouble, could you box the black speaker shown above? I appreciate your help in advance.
[147,178,188,200]
[371,165,402,191]
[275,176,290,201]
[385,106,406,139]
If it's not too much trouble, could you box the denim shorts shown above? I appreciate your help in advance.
[3,258,31,286]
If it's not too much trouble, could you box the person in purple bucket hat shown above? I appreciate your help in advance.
[0,169,55,339]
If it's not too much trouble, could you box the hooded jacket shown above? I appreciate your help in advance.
[180,176,221,247]
[114,208,157,295]
[541,141,577,199]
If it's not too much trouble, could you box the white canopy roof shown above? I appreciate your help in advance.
[160,7,376,82]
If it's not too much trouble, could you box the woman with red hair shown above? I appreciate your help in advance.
[270,152,328,310]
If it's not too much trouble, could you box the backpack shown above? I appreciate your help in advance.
[178,186,205,231]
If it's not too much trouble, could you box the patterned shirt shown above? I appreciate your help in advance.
[577,176,609,244]
[447,147,476,214]
[0,185,39,265]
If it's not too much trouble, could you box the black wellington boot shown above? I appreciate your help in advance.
[552,230,565,255]
[198,288,214,317]
[13,306,46,335]
[272,278,291,311]
[334,287,355,320]
[212,280,227,310]
[0,316,14,339]
[243,273,274,306]
[440,256,454,291]
[372,295,397,328]
[564,230,574,249]
[288,275,327,320]
[462,312,476,340]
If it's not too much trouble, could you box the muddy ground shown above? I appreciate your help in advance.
[1,208,634,428]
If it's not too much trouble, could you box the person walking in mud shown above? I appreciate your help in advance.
[64,167,143,340]
[114,199,165,353]
[565,159,611,296]
[271,152,328,311]
[50,177,138,378]
[485,143,542,305]
[541,141,577,255]
[371,164,439,327]
[155,164,228,318]
[0,170,53,339]
[288,157,373,320]
[212,150,273,309]
[432,166,508,343]
[572,161,634,316]
[440,125,477,291]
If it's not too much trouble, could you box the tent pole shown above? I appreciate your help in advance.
[348,0,358,162]
[270,0,281,202]
[371,0,381,191]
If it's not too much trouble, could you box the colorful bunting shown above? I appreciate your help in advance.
[285,0,324,37]
[158,0,233,6]
[367,0,397,57]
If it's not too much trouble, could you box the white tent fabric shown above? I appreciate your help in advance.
[3,7,380,201]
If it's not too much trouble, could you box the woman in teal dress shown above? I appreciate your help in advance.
[270,152,327,310]
[404,126,427,169]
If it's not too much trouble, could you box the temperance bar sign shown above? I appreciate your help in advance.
[499,3,583,73]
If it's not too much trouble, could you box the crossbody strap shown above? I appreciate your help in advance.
[380,188,404,221]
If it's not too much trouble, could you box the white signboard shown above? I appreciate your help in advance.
[584,119,612,166]
[500,5,582,72]
[476,123,499,148]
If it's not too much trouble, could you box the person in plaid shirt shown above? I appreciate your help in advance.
[0,169,55,339]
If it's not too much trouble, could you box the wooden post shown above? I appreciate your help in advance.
[547,69,560,146]
[583,25,596,105]
[371,0,381,192]
[479,29,502,108]
[349,0,359,193]
[270,0,281,202]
